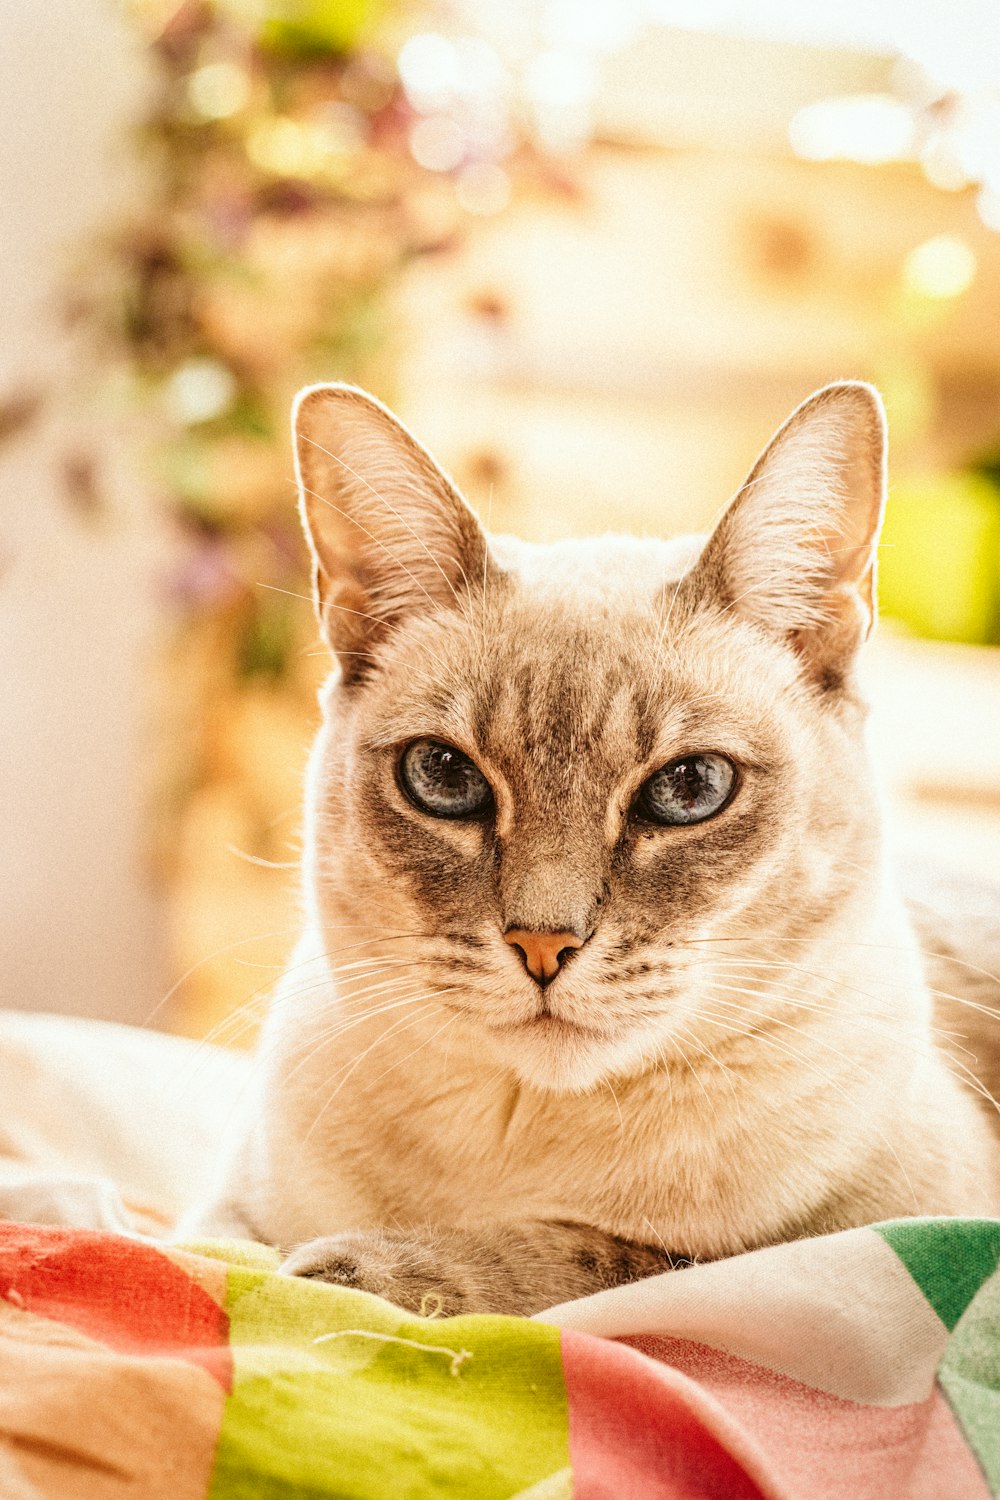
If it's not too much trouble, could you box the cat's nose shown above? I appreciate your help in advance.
[503,928,587,986]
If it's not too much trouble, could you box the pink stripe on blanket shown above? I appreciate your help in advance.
[563,1328,989,1500]
[627,1335,990,1500]
[562,1330,791,1499]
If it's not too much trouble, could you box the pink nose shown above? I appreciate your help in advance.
[503,928,586,986]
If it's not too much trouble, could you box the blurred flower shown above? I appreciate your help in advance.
[789,95,915,166]
[409,115,466,172]
[166,358,238,424]
[188,60,252,119]
[456,161,510,216]
[903,234,977,299]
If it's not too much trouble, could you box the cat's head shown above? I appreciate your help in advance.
[293,381,887,1091]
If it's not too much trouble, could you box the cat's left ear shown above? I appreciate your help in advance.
[690,381,886,685]
[292,384,489,678]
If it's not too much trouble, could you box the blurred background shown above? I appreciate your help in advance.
[1,0,998,1043]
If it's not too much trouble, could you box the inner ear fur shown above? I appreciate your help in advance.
[688,381,887,685]
[292,383,490,679]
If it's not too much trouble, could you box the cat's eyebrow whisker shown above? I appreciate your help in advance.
[481,478,494,618]
[226,846,299,872]
[256,581,318,607]
[648,577,685,690]
[260,581,393,635]
[302,647,379,661]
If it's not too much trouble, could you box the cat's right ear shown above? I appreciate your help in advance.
[292,384,489,679]
[684,381,887,687]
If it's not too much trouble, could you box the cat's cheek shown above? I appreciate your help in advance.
[622,799,782,915]
[352,773,496,919]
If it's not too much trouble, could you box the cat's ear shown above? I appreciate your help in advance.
[690,381,886,685]
[293,384,488,678]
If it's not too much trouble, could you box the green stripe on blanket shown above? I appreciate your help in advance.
[876,1218,1000,1331]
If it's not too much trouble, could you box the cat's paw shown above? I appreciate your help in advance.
[281,1229,469,1315]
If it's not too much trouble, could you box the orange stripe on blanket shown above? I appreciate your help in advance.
[0,1224,232,1390]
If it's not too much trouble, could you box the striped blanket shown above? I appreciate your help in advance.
[1,1216,997,1498]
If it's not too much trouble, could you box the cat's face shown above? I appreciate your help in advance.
[295,383,886,1091]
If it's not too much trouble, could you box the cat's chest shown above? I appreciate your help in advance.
[326,1062,749,1240]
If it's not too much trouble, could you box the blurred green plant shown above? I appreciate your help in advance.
[61,0,509,869]
[72,0,471,697]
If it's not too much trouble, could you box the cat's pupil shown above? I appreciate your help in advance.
[673,761,703,804]
[435,748,461,783]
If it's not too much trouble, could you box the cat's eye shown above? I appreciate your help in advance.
[636,753,737,826]
[398,739,493,820]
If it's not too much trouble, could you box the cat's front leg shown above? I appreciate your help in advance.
[281,1220,682,1316]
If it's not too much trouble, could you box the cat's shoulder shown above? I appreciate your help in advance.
[903,861,1000,1112]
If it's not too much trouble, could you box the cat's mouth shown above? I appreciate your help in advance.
[495,1012,609,1041]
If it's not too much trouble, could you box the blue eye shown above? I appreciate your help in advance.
[638,754,736,826]
[399,739,493,819]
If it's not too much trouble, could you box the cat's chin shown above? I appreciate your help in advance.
[484,1016,648,1094]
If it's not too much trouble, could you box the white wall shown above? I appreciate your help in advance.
[0,2,170,1023]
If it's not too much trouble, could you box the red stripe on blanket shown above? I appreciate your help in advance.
[561,1329,787,1499]
[0,1223,232,1391]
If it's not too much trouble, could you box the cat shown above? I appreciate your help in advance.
[194,379,1000,1315]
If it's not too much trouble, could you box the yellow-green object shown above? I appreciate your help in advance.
[209,1254,571,1499]
[261,0,383,55]
[878,474,1000,644]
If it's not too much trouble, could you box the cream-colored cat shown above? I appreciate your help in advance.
[195,380,1000,1313]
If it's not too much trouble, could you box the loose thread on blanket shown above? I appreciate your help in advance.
[419,1292,443,1319]
[313,1329,473,1376]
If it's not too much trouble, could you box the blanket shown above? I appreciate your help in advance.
[2,1215,998,1499]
